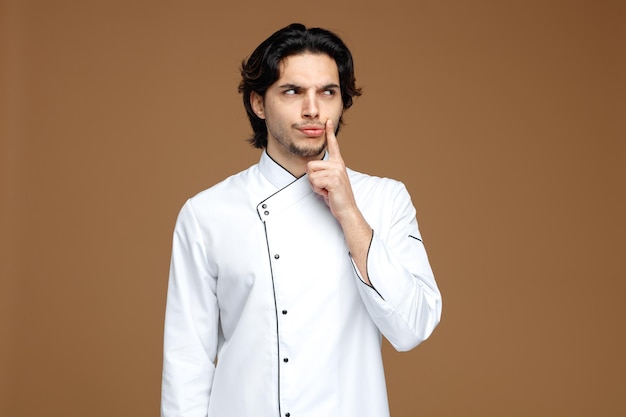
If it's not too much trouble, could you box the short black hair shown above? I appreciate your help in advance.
[238,23,362,148]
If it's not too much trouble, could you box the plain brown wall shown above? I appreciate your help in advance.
[2,0,624,416]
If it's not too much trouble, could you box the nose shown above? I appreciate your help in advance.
[302,91,319,119]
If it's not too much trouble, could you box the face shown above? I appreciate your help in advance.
[251,52,343,164]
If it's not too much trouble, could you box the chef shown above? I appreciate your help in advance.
[161,23,442,417]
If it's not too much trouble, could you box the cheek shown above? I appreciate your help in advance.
[330,102,344,122]
[264,108,287,127]
[264,99,293,120]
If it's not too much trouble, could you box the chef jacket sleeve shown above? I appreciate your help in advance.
[161,199,218,417]
[352,182,442,352]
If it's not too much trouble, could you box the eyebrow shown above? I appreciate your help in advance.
[278,83,340,90]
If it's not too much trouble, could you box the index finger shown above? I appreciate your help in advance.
[325,119,342,162]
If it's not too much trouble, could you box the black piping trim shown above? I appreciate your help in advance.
[262,222,282,417]
[264,149,325,181]
[353,229,385,300]
[408,234,423,242]
[265,151,298,179]
[257,150,327,221]
[256,176,306,221]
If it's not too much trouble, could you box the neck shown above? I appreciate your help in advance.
[265,145,325,178]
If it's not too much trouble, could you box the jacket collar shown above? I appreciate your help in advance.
[259,150,328,189]
[259,150,297,189]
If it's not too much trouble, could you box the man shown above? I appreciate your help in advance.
[161,23,442,417]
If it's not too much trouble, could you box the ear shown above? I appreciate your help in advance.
[250,92,266,119]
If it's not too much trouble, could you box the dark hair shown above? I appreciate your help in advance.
[238,23,362,148]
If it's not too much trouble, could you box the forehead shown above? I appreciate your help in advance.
[276,52,339,84]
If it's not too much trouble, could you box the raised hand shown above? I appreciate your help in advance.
[306,119,358,222]
[307,119,373,283]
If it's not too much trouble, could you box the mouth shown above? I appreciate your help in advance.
[297,125,325,138]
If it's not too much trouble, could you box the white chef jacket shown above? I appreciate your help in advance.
[161,151,442,417]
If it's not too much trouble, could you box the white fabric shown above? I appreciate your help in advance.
[161,151,442,417]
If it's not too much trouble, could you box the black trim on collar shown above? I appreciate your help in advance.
[265,151,298,179]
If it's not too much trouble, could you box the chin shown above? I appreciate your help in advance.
[295,145,326,158]
[289,140,326,158]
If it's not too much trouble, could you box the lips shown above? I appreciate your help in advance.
[297,125,325,137]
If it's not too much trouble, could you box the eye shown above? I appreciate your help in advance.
[322,88,337,96]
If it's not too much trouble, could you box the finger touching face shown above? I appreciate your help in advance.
[325,119,343,161]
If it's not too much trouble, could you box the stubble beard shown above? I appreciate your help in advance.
[286,140,327,158]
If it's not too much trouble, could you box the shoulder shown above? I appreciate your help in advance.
[188,164,258,206]
[347,168,415,224]
[175,164,259,228]
[347,168,409,198]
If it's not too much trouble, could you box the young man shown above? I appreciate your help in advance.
[161,23,442,417]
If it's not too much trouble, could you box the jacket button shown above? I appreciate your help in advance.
[282,310,287,315]
[264,210,269,215]
[274,254,280,259]
[262,204,267,209]
[283,357,289,362]
[285,413,290,417]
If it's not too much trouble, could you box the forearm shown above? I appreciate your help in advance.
[338,208,373,285]
[348,181,442,351]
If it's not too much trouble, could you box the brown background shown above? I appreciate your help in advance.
[1,0,624,416]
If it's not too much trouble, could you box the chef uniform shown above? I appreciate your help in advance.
[161,151,442,417]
